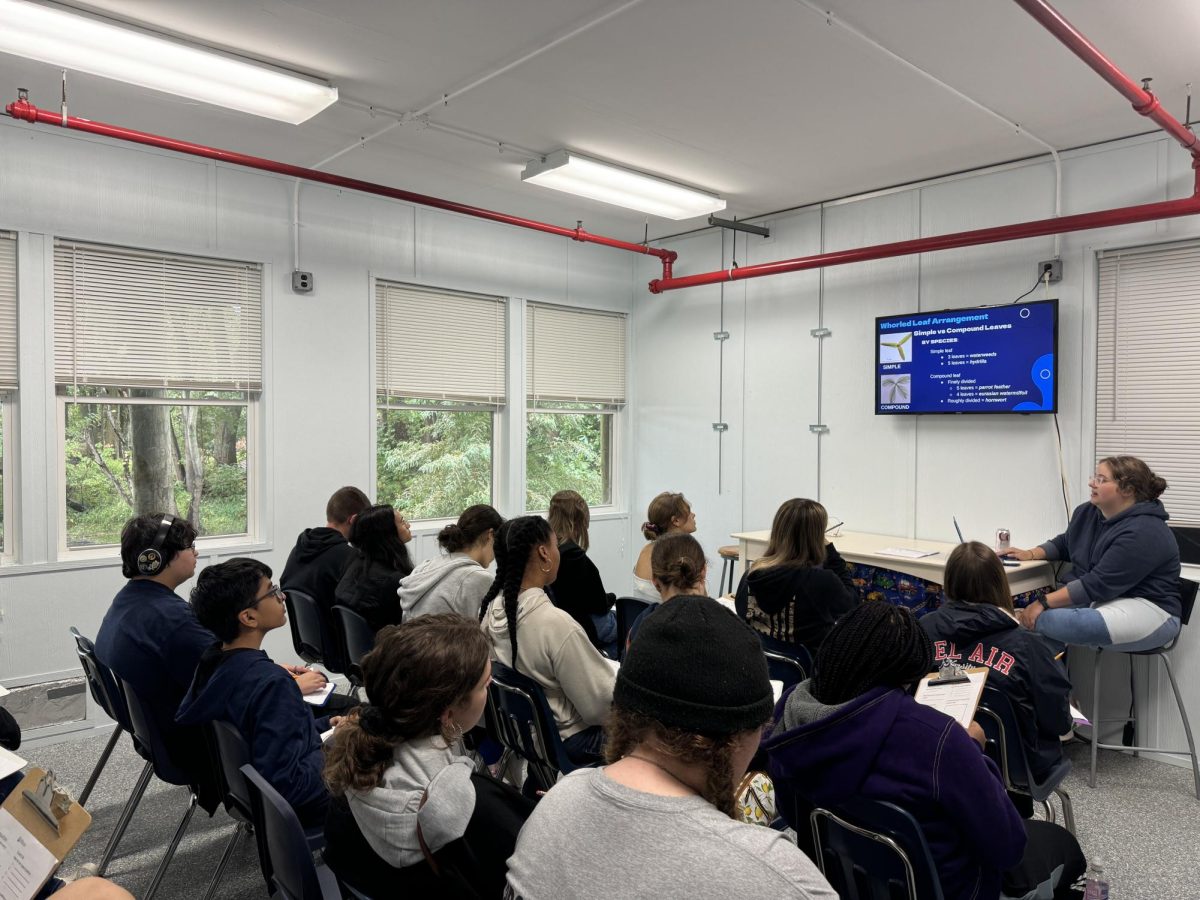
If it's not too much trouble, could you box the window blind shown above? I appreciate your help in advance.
[375,281,506,406]
[526,303,626,406]
[54,240,262,392]
[0,233,15,393]
[1097,241,1200,526]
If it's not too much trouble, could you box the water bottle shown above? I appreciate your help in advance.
[1082,861,1109,900]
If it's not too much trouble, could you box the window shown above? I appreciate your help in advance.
[375,281,506,520]
[54,240,261,550]
[1097,241,1200,562]
[525,303,625,510]
[0,233,15,555]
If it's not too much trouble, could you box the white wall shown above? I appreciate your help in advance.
[0,117,635,689]
[632,130,1200,765]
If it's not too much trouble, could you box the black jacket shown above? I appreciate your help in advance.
[920,599,1073,782]
[281,527,357,615]
[547,540,615,647]
[335,555,408,633]
[734,544,858,655]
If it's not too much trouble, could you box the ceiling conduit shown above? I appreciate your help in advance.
[645,0,1200,294]
[3,95,677,280]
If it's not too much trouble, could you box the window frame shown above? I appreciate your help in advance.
[55,383,261,560]
[524,404,621,514]
[0,394,12,562]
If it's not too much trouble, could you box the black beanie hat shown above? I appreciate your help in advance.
[614,595,773,735]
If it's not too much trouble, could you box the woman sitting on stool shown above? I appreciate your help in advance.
[1007,455,1181,651]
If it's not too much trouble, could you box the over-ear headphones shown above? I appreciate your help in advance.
[136,514,177,576]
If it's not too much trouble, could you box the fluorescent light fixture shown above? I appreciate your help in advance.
[522,150,726,220]
[0,0,338,123]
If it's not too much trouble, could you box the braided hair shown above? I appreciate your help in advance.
[478,519,512,621]
[481,515,553,673]
[810,601,933,705]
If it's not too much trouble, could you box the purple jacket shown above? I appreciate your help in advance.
[763,683,1025,900]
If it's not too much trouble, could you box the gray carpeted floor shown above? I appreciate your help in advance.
[22,726,1200,899]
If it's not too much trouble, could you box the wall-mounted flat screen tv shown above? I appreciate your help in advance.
[875,299,1057,415]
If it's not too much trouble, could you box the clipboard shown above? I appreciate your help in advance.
[0,768,91,900]
[913,663,988,729]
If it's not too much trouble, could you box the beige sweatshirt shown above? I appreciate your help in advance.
[483,587,616,739]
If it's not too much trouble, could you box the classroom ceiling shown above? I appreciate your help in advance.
[1,0,1199,242]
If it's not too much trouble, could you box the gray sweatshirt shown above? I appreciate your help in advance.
[345,736,476,869]
[398,553,495,621]
[506,767,838,899]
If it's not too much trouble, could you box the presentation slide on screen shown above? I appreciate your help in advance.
[876,300,1057,414]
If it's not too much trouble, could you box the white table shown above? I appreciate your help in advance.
[730,529,1054,596]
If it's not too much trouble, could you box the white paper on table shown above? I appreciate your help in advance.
[0,807,58,900]
[0,746,25,781]
[302,680,335,706]
[913,668,988,729]
[877,547,940,560]
[0,685,10,697]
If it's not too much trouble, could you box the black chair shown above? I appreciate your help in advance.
[974,685,1075,834]
[283,589,334,669]
[242,764,342,900]
[1088,577,1199,799]
[615,596,652,661]
[69,627,144,805]
[209,720,325,895]
[486,661,578,792]
[118,676,209,900]
[332,605,375,689]
[808,797,945,900]
[69,628,156,879]
[764,648,809,691]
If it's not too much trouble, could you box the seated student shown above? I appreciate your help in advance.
[281,486,371,615]
[399,504,502,621]
[481,516,615,766]
[632,491,697,602]
[335,503,415,633]
[323,614,533,898]
[1007,456,1181,652]
[506,596,838,900]
[765,602,1086,900]
[626,532,708,648]
[546,490,617,652]
[735,497,858,657]
[921,542,1072,787]
[94,514,217,798]
[178,558,332,827]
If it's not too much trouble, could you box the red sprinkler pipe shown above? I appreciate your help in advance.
[3,97,677,280]
[647,0,1200,294]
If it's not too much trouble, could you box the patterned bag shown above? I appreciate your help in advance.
[736,770,777,826]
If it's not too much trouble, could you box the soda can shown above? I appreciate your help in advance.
[995,528,1011,552]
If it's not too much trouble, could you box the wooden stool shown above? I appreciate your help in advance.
[718,545,740,595]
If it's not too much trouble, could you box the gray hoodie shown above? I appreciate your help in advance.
[398,553,495,621]
[346,736,476,869]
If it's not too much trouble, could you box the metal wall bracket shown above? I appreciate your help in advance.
[810,327,832,338]
[712,423,729,432]
[713,331,729,341]
[809,424,829,434]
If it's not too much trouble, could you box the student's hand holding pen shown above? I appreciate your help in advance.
[293,668,329,695]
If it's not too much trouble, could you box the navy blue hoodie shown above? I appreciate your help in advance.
[177,645,329,824]
[1042,500,1180,616]
[919,600,1072,782]
[764,683,1025,900]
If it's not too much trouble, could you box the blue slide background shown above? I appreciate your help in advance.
[876,300,1057,414]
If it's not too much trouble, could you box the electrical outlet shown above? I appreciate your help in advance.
[291,270,314,293]
[1037,258,1063,284]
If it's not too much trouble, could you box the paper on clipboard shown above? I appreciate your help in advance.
[0,807,58,900]
[914,667,988,729]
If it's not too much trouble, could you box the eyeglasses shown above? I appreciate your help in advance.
[253,584,285,605]
[1091,474,1112,484]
